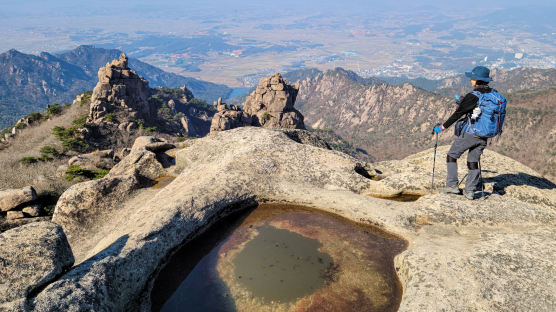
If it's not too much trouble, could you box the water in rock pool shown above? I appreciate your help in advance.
[151,204,406,312]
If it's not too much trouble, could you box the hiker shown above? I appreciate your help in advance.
[432,66,507,200]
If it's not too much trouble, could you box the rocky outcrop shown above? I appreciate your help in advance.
[88,53,152,124]
[243,73,304,129]
[81,55,213,140]
[6,128,555,311]
[0,222,74,308]
[0,186,37,212]
[210,73,305,132]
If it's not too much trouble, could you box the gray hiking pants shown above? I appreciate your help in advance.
[446,133,487,192]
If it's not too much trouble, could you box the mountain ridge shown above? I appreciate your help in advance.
[0,46,231,129]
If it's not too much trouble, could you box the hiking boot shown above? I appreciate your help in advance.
[439,186,461,195]
[463,190,475,200]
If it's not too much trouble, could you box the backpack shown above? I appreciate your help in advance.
[466,90,507,138]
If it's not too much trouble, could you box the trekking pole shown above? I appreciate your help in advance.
[458,173,468,188]
[479,159,486,200]
[431,132,439,194]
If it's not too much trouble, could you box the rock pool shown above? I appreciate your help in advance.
[151,203,406,312]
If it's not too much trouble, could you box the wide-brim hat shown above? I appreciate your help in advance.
[465,66,491,82]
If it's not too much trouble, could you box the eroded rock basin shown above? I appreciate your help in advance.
[151,203,406,312]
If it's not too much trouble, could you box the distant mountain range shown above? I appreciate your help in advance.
[294,69,453,160]
[287,67,555,179]
[379,67,556,97]
[0,45,231,128]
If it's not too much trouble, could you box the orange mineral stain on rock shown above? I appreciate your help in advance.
[151,176,176,189]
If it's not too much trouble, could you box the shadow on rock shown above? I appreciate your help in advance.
[484,172,556,195]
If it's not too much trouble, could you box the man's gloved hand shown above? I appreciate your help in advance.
[454,94,462,104]
[432,124,444,134]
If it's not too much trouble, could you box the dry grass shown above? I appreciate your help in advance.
[0,102,89,195]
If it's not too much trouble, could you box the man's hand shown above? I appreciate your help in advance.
[454,94,462,104]
[432,124,444,135]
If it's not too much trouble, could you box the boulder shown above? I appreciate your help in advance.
[131,136,164,151]
[108,148,165,180]
[22,205,42,217]
[209,103,252,133]
[0,216,51,234]
[0,186,37,212]
[0,222,74,304]
[68,150,116,170]
[6,211,24,220]
[51,174,142,260]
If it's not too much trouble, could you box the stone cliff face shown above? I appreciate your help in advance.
[1,127,554,311]
[210,73,305,133]
[88,53,152,123]
[295,69,452,159]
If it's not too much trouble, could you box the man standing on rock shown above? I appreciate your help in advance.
[432,66,507,200]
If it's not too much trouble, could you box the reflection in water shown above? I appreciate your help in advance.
[232,225,334,303]
[159,240,236,312]
[152,203,406,312]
